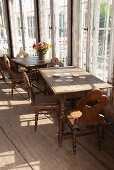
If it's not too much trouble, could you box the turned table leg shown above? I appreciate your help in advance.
[58,94,66,146]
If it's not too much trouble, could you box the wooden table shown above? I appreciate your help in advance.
[39,67,112,146]
[12,56,50,92]
[11,56,49,70]
[12,56,49,82]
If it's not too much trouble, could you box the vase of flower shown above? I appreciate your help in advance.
[33,42,52,60]
[39,52,46,60]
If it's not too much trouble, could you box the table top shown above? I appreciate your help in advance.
[39,67,112,94]
[11,56,49,68]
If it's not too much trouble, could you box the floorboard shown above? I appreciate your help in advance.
[0,81,114,170]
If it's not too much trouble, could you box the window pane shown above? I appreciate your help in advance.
[96,0,112,81]
[22,0,36,55]
[9,0,37,56]
[0,0,9,55]
[9,0,23,56]
[39,0,68,65]
[38,0,52,60]
[54,0,68,65]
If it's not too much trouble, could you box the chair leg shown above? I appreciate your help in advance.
[98,123,103,151]
[11,83,15,97]
[28,92,30,99]
[35,112,39,131]
[0,70,6,83]
[11,80,17,97]
[72,125,77,155]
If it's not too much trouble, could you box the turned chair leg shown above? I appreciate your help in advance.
[11,81,16,97]
[11,84,14,97]
[0,70,6,83]
[98,123,103,151]
[72,125,77,155]
[35,112,39,131]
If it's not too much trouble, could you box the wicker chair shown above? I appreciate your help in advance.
[65,89,109,154]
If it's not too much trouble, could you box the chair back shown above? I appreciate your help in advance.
[16,48,29,58]
[22,71,31,92]
[3,55,11,72]
[3,55,17,79]
[77,89,109,125]
[49,57,64,67]
[22,71,35,100]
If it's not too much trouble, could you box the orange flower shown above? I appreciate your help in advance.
[39,42,44,48]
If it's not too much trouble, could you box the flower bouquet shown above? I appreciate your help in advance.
[33,42,52,60]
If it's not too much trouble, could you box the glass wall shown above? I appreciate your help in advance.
[9,0,36,56]
[0,0,113,83]
[79,0,112,81]
[39,0,68,65]
[96,0,112,80]
[0,0,9,55]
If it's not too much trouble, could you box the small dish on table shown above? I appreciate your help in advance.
[72,73,79,77]
[52,73,61,78]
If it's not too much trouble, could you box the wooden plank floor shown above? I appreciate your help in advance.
[0,81,114,170]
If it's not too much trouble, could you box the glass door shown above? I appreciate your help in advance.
[38,0,52,60]
[39,0,68,65]
[89,0,112,81]
[80,0,112,81]
[79,0,88,69]
[9,0,36,57]
[52,0,68,65]
[0,0,9,55]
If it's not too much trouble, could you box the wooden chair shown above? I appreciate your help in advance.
[106,64,114,106]
[110,71,114,107]
[21,69,59,132]
[32,94,60,131]
[16,48,29,58]
[0,55,8,83]
[44,57,64,94]
[48,57,64,67]
[3,56,31,97]
[65,89,109,154]
[16,48,29,72]
[0,65,6,83]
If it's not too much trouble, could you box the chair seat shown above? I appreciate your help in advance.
[67,112,104,126]
[67,111,82,125]
[32,95,58,110]
[18,66,28,72]
[32,95,60,131]
[33,95,57,106]
[10,71,23,80]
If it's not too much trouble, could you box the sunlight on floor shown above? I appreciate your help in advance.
[15,161,40,170]
[0,150,40,170]
[1,87,28,96]
[20,113,53,127]
[0,150,15,166]
[0,106,13,110]
[0,100,29,106]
